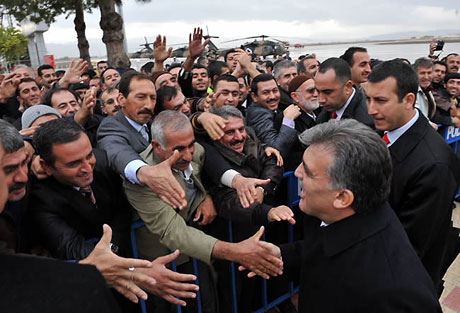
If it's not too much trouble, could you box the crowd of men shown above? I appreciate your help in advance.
[0,27,460,312]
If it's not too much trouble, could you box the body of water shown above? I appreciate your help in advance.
[288,42,460,63]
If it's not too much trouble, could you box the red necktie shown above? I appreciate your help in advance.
[382,133,389,145]
[80,186,96,204]
[330,112,337,119]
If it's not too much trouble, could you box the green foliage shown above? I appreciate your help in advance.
[0,26,28,62]
[0,0,98,25]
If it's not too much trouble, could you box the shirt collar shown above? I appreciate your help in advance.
[336,87,356,120]
[173,163,194,181]
[124,115,145,132]
[385,109,419,147]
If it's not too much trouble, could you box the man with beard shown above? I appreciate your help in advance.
[285,75,320,170]
[444,53,460,74]
[432,61,447,91]
[37,64,58,91]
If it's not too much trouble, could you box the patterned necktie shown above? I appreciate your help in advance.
[382,133,389,145]
[330,112,337,119]
[140,125,149,142]
[80,186,96,204]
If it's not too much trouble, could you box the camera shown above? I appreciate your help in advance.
[435,40,445,51]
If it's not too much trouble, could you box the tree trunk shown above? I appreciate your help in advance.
[98,0,130,68]
[74,0,93,69]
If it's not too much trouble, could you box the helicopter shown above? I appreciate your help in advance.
[129,37,155,59]
[221,35,288,58]
[171,26,220,58]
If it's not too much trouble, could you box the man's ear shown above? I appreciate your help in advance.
[344,80,354,96]
[291,91,299,104]
[39,158,53,176]
[118,92,126,108]
[250,91,258,103]
[403,92,416,109]
[333,189,354,210]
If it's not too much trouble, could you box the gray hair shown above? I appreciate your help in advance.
[210,105,244,121]
[150,111,191,149]
[413,57,433,71]
[273,60,296,79]
[299,119,392,214]
[0,120,24,153]
[14,64,35,79]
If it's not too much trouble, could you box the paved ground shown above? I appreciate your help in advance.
[440,204,460,312]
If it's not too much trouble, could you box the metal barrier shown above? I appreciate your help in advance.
[442,125,460,197]
[129,170,301,313]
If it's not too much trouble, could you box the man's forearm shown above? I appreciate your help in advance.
[183,55,197,72]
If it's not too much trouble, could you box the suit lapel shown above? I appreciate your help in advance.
[115,111,149,148]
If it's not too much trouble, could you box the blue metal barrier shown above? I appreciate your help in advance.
[442,125,460,197]
[129,170,301,313]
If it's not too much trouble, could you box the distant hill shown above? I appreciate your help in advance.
[365,29,460,41]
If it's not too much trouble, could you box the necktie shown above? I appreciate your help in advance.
[80,186,96,205]
[140,125,149,142]
[330,112,337,119]
[382,133,389,145]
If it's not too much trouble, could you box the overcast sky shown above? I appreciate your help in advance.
[40,0,460,58]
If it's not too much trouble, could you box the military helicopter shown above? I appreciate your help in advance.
[129,37,154,59]
[171,26,220,58]
[221,35,288,58]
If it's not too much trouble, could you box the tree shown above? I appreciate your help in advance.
[0,0,96,68]
[0,26,28,63]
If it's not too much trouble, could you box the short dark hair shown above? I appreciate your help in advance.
[16,78,39,97]
[297,55,316,74]
[444,53,459,62]
[368,59,418,103]
[192,64,207,72]
[197,56,207,66]
[140,61,154,74]
[224,49,237,62]
[318,57,352,85]
[97,60,108,67]
[33,118,85,167]
[207,61,229,84]
[168,63,182,72]
[41,87,79,107]
[340,47,367,67]
[251,74,276,96]
[155,86,178,114]
[445,73,460,84]
[118,71,153,98]
[100,67,117,84]
[262,60,273,71]
[434,61,447,71]
[213,74,238,90]
[83,69,96,79]
[299,119,392,214]
[37,64,54,77]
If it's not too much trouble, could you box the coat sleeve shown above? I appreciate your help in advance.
[246,107,297,157]
[124,183,217,264]
[97,117,144,178]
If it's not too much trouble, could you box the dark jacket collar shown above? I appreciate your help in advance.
[388,112,427,163]
[322,202,393,256]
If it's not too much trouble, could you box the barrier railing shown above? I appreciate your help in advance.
[130,170,301,313]
[442,125,460,197]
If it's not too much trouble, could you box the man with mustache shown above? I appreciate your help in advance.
[37,64,58,91]
[444,53,460,74]
[100,87,121,117]
[124,110,284,312]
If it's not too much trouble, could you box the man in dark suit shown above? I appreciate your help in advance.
[278,119,441,313]
[315,57,374,128]
[366,59,460,295]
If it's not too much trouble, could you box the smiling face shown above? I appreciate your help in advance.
[251,79,280,111]
[416,66,433,89]
[291,78,319,112]
[295,144,338,222]
[50,90,80,117]
[191,68,209,92]
[18,81,41,108]
[446,78,460,97]
[219,116,247,153]
[42,132,95,188]
[350,51,371,85]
